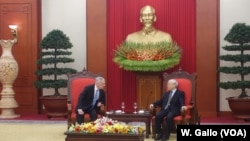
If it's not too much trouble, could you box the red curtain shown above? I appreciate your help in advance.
[107,0,196,111]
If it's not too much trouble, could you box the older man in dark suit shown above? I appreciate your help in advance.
[150,79,186,141]
[76,76,106,124]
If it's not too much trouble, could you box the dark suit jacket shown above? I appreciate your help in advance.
[76,84,106,112]
[153,89,185,115]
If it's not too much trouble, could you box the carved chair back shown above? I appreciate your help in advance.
[163,68,197,109]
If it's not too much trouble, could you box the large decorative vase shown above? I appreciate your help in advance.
[0,40,19,118]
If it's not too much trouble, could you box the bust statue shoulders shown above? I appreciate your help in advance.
[113,5,181,72]
[125,29,172,43]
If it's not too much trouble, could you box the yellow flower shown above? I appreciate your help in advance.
[68,117,146,135]
[122,127,128,134]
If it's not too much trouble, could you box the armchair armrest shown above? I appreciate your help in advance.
[150,106,161,116]
[100,105,106,116]
[180,105,193,116]
[67,102,72,128]
[67,103,72,111]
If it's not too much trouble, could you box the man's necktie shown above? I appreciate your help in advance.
[164,91,173,110]
[92,90,99,107]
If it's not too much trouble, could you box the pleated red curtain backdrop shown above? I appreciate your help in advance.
[107,0,196,111]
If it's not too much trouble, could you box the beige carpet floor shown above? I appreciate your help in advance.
[0,120,176,141]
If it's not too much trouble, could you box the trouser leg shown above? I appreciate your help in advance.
[155,110,167,134]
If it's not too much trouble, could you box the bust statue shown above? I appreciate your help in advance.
[125,5,173,43]
[113,5,181,72]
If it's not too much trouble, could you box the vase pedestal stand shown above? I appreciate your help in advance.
[0,86,20,119]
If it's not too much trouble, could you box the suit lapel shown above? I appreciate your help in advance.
[170,90,178,102]
[90,85,95,100]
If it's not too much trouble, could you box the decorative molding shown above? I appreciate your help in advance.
[1,4,29,12]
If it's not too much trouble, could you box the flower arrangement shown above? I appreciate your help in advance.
[68,117,145,135]
[113,41,182,72]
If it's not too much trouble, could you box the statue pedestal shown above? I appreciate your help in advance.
[0,40,20,119]
[136,72,163,110]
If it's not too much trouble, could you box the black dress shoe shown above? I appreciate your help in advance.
[161,135,169,141]
[171,129,177,134]
[155,134,163,141]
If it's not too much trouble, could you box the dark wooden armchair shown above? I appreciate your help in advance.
[67,68,105,128]
[151,68,200,138]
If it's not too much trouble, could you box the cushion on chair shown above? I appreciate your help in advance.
[70,78,95,119]
[70,113,102,123]
[173,115,191,121]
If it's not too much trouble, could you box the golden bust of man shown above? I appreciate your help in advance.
[125,5,173,43]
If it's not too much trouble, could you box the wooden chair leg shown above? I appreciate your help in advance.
[182,118,187,125]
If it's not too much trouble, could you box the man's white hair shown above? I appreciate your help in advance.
[95,76,105,82]
[168,79,178,87]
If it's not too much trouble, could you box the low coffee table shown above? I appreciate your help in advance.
[106,112,151,138]
[64,132,144,141]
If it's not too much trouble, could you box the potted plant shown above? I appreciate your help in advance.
[218,23,250,120]
[35,29,77,118]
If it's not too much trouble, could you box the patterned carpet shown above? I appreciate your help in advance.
[0,120,176,141]
[1,114,249,141]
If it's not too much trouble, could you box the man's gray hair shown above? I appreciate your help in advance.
[168,79,178,87]
[95,76,105,82]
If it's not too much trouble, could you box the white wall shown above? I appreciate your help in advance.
[220,0,250,111]
[42,0,86,95]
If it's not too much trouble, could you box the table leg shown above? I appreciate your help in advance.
[148,118,151,134]
[145,120,150,138]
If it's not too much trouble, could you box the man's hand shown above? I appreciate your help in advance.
[181,106,187,111]
[77,109,84,115]
[97,102,103,107]
[149,104,154,110]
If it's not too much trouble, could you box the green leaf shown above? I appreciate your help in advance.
[218,66,250,75]
[40,51,72,57]
[36,68,77,76]
[224,23,250,44]
[218,81,250,89]
[220,54,250,63]
[40,29,73,49]
[34,79,68,89]
[222,45,250,51]
[37,57,74,64]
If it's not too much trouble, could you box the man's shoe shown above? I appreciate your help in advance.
[155,134,163,141]
[171,129,177,134]
[161,135,169,141]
